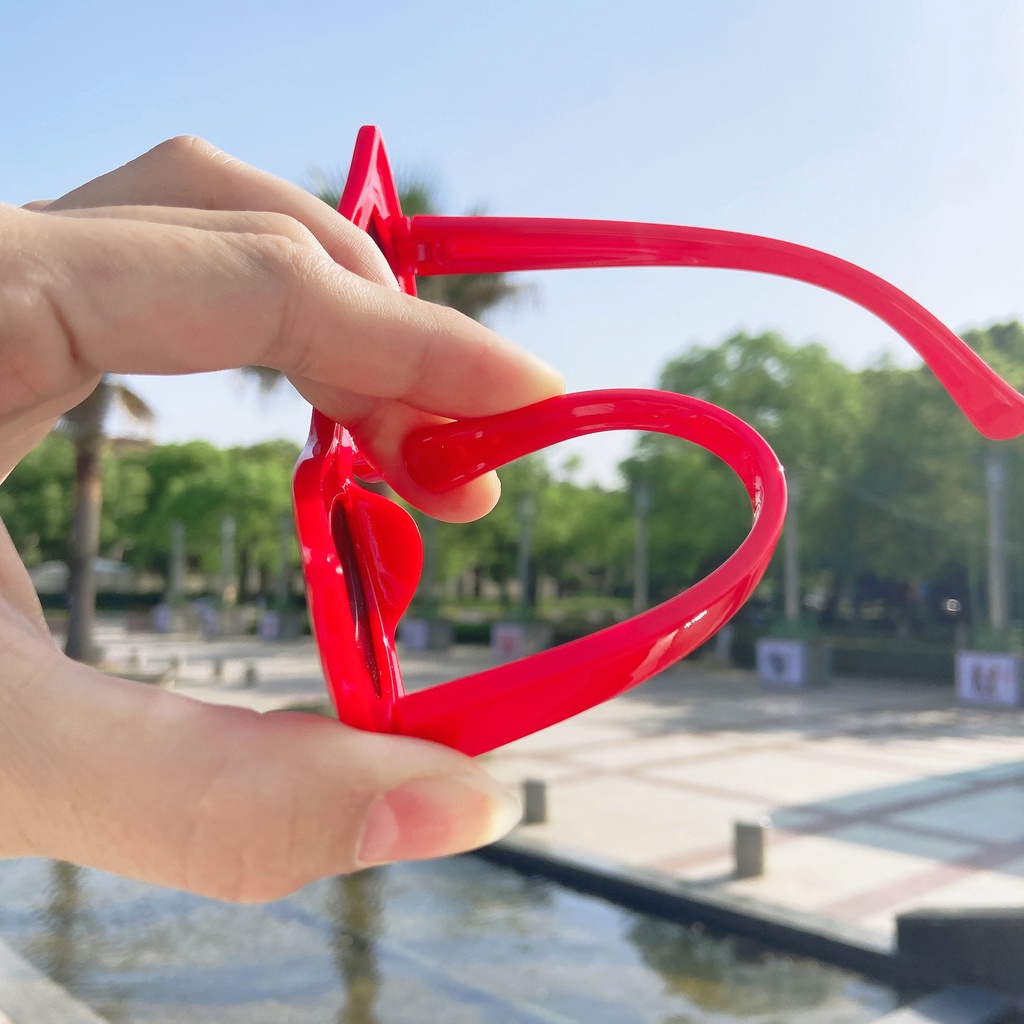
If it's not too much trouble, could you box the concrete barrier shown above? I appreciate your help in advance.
[897,907,1024,995]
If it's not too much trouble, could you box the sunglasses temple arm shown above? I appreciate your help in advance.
[392,216,1024,441]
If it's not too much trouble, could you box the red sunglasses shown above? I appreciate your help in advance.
[293,125,1024,756]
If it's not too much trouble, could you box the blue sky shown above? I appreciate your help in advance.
[3,1,1023,483]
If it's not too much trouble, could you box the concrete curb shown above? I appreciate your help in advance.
[0,938,107,1023]
[474,832,898,983]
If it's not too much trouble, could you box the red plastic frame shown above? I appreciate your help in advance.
[293,125,1024,756]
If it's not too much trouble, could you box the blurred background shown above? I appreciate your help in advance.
[3,0,1024,671]
[5,7,1024,1020]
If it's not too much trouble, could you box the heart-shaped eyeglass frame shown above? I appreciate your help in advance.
[294,125,1024,756]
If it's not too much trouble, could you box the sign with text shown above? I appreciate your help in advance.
[756,638,806,687]
[956,652,1022,707]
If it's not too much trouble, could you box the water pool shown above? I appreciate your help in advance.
[0,856,896,1023]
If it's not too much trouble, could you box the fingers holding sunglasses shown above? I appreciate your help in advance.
[0,631,521,901]
[278,268,564,418]
[1,203,562,435]
[41,135,399,290]
[300,394,504,523]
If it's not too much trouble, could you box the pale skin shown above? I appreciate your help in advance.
[0,137,563,902]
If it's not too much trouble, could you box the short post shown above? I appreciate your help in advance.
[212,657,224,681]
[522,778,548,825]
[243,661,259,688]
[734,817,771,878]
[168,652,184,687]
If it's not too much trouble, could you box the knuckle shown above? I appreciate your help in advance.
[147,134,221,168]
[259,210,319,249]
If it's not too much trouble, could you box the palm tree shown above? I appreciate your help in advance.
[59,376,154,662]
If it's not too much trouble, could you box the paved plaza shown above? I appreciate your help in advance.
[97,624,1024,946]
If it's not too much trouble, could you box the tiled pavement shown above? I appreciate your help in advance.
[481,666,1024,942]
[98,627,1024,945]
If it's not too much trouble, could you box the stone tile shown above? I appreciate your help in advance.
[500,718,639,755]
[888,786,1024,843]
[718,835,929,922]
[858,867,1024,935]
[953,761,1024,784]
[771,808,829,831]
[814,776,970,816]
[479,754,588,787]
[824,822,980,862]
[797,736,1019,774]
[520,776,769,867]
[563,732,741,770]
[644,750,919,806]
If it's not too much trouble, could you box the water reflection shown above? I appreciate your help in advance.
[0,857,895,1023]
[330,871,382,1024]
[629,917,840,1015]
[40,861,84,992]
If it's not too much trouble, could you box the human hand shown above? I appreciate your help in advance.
[0,138,560,901]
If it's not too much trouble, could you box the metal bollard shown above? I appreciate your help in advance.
[212,657,224,681]
[734,817,771,878]
[522,778,548,825]
[243,661,259,688]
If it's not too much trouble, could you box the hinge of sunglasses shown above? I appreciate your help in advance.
[385,215,431,280]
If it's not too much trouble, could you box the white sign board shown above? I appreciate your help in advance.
[756,639,806,687]
[399,618,430,652]
[492,623,527,660]
[956,652,1021,707]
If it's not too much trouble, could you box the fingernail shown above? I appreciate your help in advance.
[357,773,522,867]
[526,353,566,394]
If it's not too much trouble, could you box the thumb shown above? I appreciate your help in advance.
[2,638,521,903]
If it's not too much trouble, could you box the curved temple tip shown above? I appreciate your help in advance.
[952,379,1024,441]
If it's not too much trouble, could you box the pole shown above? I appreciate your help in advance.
[220,515,237,609]
[986,447,1009,631]
[633,479,651,614]
[276,514,290,612]
[168,520,185,607]
[516,495,534,623]
[784,473,801,623]
[421,515,439,619]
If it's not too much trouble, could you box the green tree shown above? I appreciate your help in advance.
[0,432,75,566]
[653,331,867,608]
[139,442,299,601]
[844,321,1024,625]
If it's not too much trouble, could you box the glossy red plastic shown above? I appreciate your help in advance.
[293,125,1024,756]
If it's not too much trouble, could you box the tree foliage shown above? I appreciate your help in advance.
[4,322,1022,633]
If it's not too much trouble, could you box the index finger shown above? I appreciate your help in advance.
[44,136,398,289]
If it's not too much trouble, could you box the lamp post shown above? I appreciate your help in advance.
[986,447,1009,632]
[420,514,439,619]
[220,515,237,609]
[276,514,291,612]
[168,520,185,607]
[516,494,534,623]
[633,479,651,614]
[783,473,801,623]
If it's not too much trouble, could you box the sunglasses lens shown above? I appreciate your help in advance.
[330,500,382,698]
